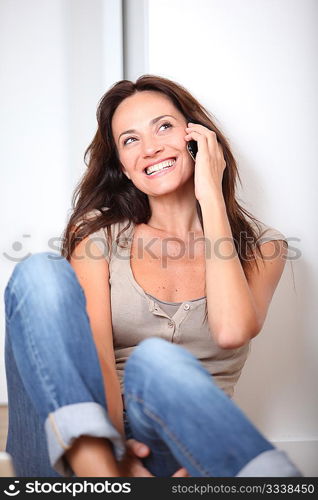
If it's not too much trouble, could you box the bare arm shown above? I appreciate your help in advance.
[67,235,189,478]
[69,236,124,435]
[185,122,287,349]
[200,194,287,349]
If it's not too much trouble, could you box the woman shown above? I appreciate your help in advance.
[5,75,301,477]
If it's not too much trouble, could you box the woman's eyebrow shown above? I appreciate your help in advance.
[118,114,176,143]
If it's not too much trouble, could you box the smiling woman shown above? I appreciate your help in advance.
[63,76,277,278]
[4,75,301,478]
[112,92,197,203]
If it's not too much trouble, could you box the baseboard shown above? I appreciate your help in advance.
[272,439,318,477]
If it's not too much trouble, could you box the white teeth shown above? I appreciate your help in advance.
[145,159,176,175]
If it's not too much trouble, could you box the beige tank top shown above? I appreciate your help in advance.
[82,210,287,398]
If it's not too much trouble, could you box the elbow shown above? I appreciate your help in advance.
[215,333,247,350]
[213,321,261,350]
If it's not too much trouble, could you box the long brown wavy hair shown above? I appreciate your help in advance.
[61,74,265,280]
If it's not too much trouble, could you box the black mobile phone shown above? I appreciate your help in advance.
[187,140,198,161]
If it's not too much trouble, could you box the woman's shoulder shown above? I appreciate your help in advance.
[80,208,134,262]
[81,207,133,232]
[248,217,288,245]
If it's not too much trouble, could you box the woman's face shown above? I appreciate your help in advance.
[111,90,195,197]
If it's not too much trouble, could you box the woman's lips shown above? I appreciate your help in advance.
[144,159,177,179]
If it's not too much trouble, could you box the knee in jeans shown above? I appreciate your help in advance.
[5,252,73,303]
[127,337,194,381]
[9,251,63,278]
[132,337,177,362]
[126,338,218,400]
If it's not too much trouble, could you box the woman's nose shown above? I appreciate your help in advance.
[141,139,163,157]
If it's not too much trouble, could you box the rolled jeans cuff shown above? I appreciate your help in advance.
[236,449,303,477]
[44,402,126,476]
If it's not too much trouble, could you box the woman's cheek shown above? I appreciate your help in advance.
[119,153,132,172]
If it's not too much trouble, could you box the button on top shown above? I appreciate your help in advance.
[184,304,190,310]
[168,320,174,328]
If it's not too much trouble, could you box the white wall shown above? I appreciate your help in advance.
[0,0,123,402]
[144,0,318,475]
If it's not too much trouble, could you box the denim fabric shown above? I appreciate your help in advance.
[236,449,302,477]
[5,252,125,476]
[4,252,302,477]
[124,337,274,477]
[124,338,302,477]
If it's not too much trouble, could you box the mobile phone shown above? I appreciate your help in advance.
[187,140,198,161]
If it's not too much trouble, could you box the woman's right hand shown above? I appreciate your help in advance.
[118,439,189,477]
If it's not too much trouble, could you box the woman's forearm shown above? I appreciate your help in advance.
[200,190,259,349]
[100,362,125,436]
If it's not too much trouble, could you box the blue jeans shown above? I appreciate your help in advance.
[4,252,302,477]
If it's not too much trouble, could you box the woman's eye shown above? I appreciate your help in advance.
[123,122,172,146]
[159,122,172,131]
[123,137,136,146]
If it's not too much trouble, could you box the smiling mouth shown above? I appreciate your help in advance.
[144,158,176,176]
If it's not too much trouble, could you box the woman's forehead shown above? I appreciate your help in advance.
[112,91,182,132]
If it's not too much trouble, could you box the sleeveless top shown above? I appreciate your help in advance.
[79,210,287,398]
